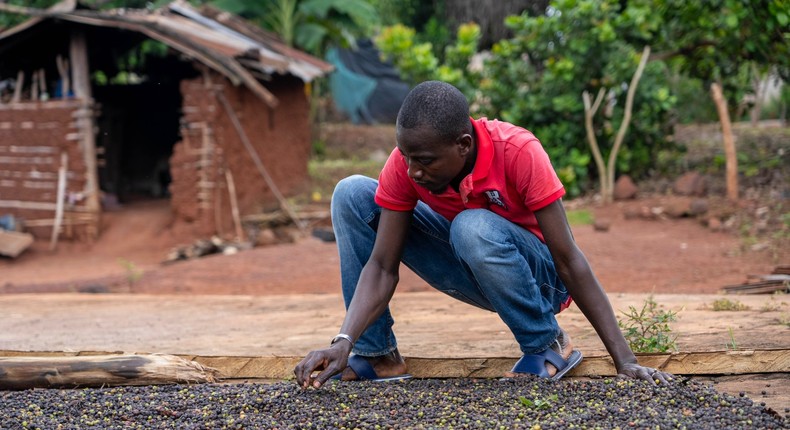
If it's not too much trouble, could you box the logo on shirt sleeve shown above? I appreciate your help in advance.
[484,190,508,210]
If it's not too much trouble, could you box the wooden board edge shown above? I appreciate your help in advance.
[1,350,788,381]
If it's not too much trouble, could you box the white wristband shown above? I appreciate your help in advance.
[331,333,354,348]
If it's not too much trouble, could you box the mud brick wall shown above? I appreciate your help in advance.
[170,73,311,238]
[0,101,88,238]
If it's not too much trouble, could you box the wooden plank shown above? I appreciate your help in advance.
[182,349,790,380]
[0,200,90,212]
[3,350,788,381]
[0,230,33,258]
[0,354,220,389]
[723,279,789,294]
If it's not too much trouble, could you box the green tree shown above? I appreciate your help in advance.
[480,0,675,197]
[375,21,482,97]
[650,0,790,201]
[1,0,59,28]
[212,0,379,55]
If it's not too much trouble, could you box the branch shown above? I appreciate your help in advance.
[0,3,48,15]
[649,40,717,62]
[0,0,75,16]
[606,45,651,196]
[583,88,608,199]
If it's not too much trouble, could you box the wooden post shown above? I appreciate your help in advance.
[56,55,71,99]
[39,68,48,100]
[710,82,739,201]
[50,152,69,251]
[70,30,101,236]
[30,70,39,101]
[11,70,23,103]
[225,168,244,241]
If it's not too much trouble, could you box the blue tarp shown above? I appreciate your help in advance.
[326,40,410,124]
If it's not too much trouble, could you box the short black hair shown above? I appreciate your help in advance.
[396,81,471,142]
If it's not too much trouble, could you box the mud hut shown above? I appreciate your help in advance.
[0,0,332,243]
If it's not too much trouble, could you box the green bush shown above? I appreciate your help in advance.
[478,3,677,197]
[618,296,678,353]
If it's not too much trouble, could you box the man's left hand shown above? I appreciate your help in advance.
[617,363,673,385]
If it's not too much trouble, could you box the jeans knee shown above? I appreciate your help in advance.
[332,175,376,210]
[450,210,502,261]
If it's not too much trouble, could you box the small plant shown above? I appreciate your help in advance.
[778,314,790,328]
[618,296,678,353]
[117,258,143,288]
[726,327,738,350]
[519,393,558,410]
[711,298,751,311]
[565,209,594,227]
[759,298,785,312]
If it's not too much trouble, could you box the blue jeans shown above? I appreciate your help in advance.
[332,175,570,357]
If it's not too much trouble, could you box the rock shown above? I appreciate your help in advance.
[311,227,336,242]
[639,206,659,220]
[663,203,687,218]
[593,219,611,232]
[272,226,298,244]
[689,198,709,216]
[613,175,638,200]
[78,284,110,294]
[706,217,722,231]
[255,228,279,247]
[673,172,708,196]
[623,207,640,219]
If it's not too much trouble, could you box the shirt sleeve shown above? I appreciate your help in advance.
[513,138,566,211]
[374,148,420,212]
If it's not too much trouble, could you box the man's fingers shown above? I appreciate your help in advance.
[311,362,345,388]
[642,369,657,385]
[653,370,672,385]
[294,353,328,389]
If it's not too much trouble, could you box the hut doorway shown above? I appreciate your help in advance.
[92,53,197,205]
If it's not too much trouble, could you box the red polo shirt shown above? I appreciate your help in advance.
[375,118,565,243]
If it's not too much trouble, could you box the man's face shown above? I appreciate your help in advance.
[396,125,470,194]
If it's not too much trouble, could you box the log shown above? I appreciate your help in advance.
[0,354,221,390]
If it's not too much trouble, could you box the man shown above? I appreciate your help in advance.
[294,81,672,389]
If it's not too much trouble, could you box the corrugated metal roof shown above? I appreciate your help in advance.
[0,0,334,108]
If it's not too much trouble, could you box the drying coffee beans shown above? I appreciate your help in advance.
[1,377,786,429]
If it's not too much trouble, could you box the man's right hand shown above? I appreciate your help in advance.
[294,343,352,389]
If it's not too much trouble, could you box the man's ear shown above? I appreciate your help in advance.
[456,133,473,156]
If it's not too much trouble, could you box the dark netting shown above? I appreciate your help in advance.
[326,40,410,124]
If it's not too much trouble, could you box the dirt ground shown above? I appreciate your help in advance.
[0,195,785,295]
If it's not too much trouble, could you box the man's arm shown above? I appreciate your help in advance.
[535,199,671,383]
[294,208,413,389]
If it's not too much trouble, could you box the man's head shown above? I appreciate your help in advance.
[395,81,475,194]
